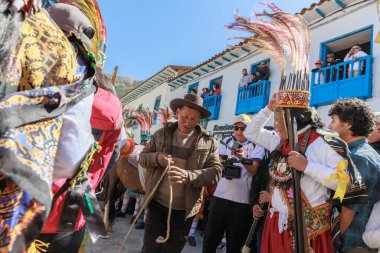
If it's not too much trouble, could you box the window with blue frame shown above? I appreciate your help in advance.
[188,82,199,94]
[235,59,271,115]
[201,76,223,120]
[311,25,373,106]
[250,59,271,83]
[153,96,161,125]
[209,76,223,95]
[319,26,372,67]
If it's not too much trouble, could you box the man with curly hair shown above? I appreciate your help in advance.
[328,98,380,253]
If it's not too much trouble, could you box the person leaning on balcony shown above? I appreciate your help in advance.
[201,87,210,99]
[344,44,368,77]
[326,53,343,82]
[257,61,270,81]
[248,73,256,84]
[139,93,222,253]
[239,68,251,87]
[210,83,221,95]
[312,59,325,85]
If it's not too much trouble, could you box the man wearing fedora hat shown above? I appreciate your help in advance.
[139,93,222,253]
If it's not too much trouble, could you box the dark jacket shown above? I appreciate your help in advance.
[326,59,343,82]
[139,121,222,218]
[258,67,270,81]
[370,142,380,155]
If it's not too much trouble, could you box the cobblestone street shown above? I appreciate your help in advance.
[85,214,209,253]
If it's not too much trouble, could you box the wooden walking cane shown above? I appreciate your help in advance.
[286,109,309,253]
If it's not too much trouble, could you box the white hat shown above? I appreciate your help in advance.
[234,114,251,125]
[374,112,380,124]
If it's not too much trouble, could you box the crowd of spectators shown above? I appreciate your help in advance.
[239,62,270,88]
[312,43,368,85]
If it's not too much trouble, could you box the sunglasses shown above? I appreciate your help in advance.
[234,126,246,131]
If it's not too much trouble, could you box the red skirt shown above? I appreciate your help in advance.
[260,212,333,253]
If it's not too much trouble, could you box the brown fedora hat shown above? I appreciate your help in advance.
[170,94,211,119]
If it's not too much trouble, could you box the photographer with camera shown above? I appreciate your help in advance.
[203,114,265,253]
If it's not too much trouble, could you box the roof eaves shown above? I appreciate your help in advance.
[121,65,192,101]
[167,41,246,86]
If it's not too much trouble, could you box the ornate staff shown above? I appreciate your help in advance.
[286,109,309,253]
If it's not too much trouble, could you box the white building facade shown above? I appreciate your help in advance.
[121,65,191,142]
[122,0,379,137]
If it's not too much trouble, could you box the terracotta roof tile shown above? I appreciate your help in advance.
[299,0,327,15]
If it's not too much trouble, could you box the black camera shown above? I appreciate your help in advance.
[220,155,254,180]
[220,139,242,154]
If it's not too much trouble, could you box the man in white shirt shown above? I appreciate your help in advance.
[363,201,380,253]
[203,114,265,253]
[239,68,251,87]
[344,44,368,77]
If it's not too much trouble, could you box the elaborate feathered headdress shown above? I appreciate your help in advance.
[135,108,154,131]
[135,108,154,143]
[227,3,311,109]
[157,107,175,125]
[122,107,138,129]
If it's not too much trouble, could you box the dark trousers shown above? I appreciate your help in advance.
[37,227,85,253]
[203,196,253,253]
[141,200,193,253]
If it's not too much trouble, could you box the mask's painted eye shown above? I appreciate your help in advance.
[83,27,95,40]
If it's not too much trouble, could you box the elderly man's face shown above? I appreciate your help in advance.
[176,106,201,134]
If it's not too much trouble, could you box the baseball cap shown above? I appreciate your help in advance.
[234,114,251,125]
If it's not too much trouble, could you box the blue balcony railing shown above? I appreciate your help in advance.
[203,94,222,120]
[235,80,271,115]
[311,55,372,106]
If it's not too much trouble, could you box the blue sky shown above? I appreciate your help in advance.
[98,0,318,80]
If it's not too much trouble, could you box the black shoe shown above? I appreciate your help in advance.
[135,221,145,229]
[115,211,126,218]
[187,236,196,247]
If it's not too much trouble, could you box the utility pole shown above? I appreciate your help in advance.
[111,65,119,85]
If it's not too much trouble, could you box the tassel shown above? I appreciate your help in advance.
[28,240,50,253]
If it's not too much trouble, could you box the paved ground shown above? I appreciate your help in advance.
[85,214,214,253]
